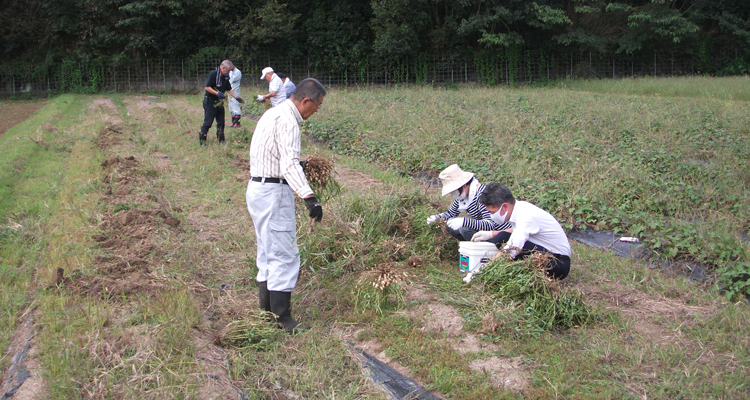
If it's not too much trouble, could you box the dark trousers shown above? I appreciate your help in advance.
[200,96,225,139]
[488,231,570,279]
[446,226,478,242]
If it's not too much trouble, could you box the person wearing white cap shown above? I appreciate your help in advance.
[426,164,511,241]
[257,67,287,107]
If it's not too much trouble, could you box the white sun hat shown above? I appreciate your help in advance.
[260,67,274,79]
[439,164,474,196]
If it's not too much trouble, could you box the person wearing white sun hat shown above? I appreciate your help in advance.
[426,164,511,241]
[258,67,286,107]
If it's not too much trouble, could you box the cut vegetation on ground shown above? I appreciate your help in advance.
[1,77,749,399]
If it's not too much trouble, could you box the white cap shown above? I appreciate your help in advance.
[439,164,474,196]
[260,67,274,79]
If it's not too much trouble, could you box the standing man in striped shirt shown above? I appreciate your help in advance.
[246,78,326,333]
[426,164,511,241]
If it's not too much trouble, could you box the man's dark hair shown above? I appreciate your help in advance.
[291,78,326,102]
[277,73,287,79]
[479,183,515,207]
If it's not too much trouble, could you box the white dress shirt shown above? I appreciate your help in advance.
[249,99,313,198]
[505,201,571,257]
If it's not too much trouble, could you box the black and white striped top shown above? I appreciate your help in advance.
[436,182,512,232]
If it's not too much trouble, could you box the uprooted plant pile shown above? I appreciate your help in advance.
[476,252,598,337]
[354,261,410,315]
[216,310,283,350]
[302,155,340,203]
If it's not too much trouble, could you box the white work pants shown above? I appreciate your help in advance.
[228,88,241,117]
[246,180,299,292]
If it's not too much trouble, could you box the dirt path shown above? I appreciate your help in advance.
[0,101,47,137]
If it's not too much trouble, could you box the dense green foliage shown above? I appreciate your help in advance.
[306,79,750,299]
[2,0,749,75]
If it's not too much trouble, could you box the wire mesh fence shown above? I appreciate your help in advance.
[0,50,737,97]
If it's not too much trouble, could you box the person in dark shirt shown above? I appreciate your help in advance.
[200,60,244,146]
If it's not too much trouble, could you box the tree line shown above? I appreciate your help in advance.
[2,0,748,76]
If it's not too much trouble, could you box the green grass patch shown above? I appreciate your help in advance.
[307,79,750,298]
[557,75,750,102]
[475,256,598,337]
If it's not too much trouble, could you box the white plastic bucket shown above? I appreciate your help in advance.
[458,241,498,274]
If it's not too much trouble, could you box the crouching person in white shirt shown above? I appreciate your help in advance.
[471,183,571,280]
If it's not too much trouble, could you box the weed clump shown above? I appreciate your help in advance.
[477,254,596,337]
[216,311,282,350]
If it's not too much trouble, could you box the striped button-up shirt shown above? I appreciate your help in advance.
[436,182,511,232]
[249,99,313,198]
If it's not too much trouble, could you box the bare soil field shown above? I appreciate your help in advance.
[0,101,47,136]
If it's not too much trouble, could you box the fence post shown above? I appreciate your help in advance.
[147,60,150,89]
[464,61,467,83]
[653,52,656,76]
[613,60,615,79]
[570,53,573,78]
[163,59,166,90]
[12,76,15,96]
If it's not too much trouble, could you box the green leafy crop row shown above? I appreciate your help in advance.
[305,82,750,299]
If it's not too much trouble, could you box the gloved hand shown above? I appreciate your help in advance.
[236,97,245,104]
[299,160,308,170]
[257,95,265,101]
[471,231,494,242]
[304,196,322,222]
[446,218,464,230]
[426,215,439,224]
[217,92,224,99]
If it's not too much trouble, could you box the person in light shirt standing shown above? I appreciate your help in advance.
[228,65,243,128]
[277,73,296,99]
[246,78,326,333]
[200,60,244,146]
[472,183,572,280]
[257,67,286,107]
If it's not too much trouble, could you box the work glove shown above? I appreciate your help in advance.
[299,160,308,170]
[426,215,440,224]
[256,95,265,101]
[446,217,464,231]
[304,196,323,222]
[236,97,245,104]
[471,231,494,242]
[217,92,224,99]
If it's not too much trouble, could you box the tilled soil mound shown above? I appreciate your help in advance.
[64,153,182,299]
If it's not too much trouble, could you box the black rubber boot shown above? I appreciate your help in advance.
[199,132,207,147]
[235,116,241,128]
[269,291,309,333]
[258,281,271,312]
[217,125,225,144]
